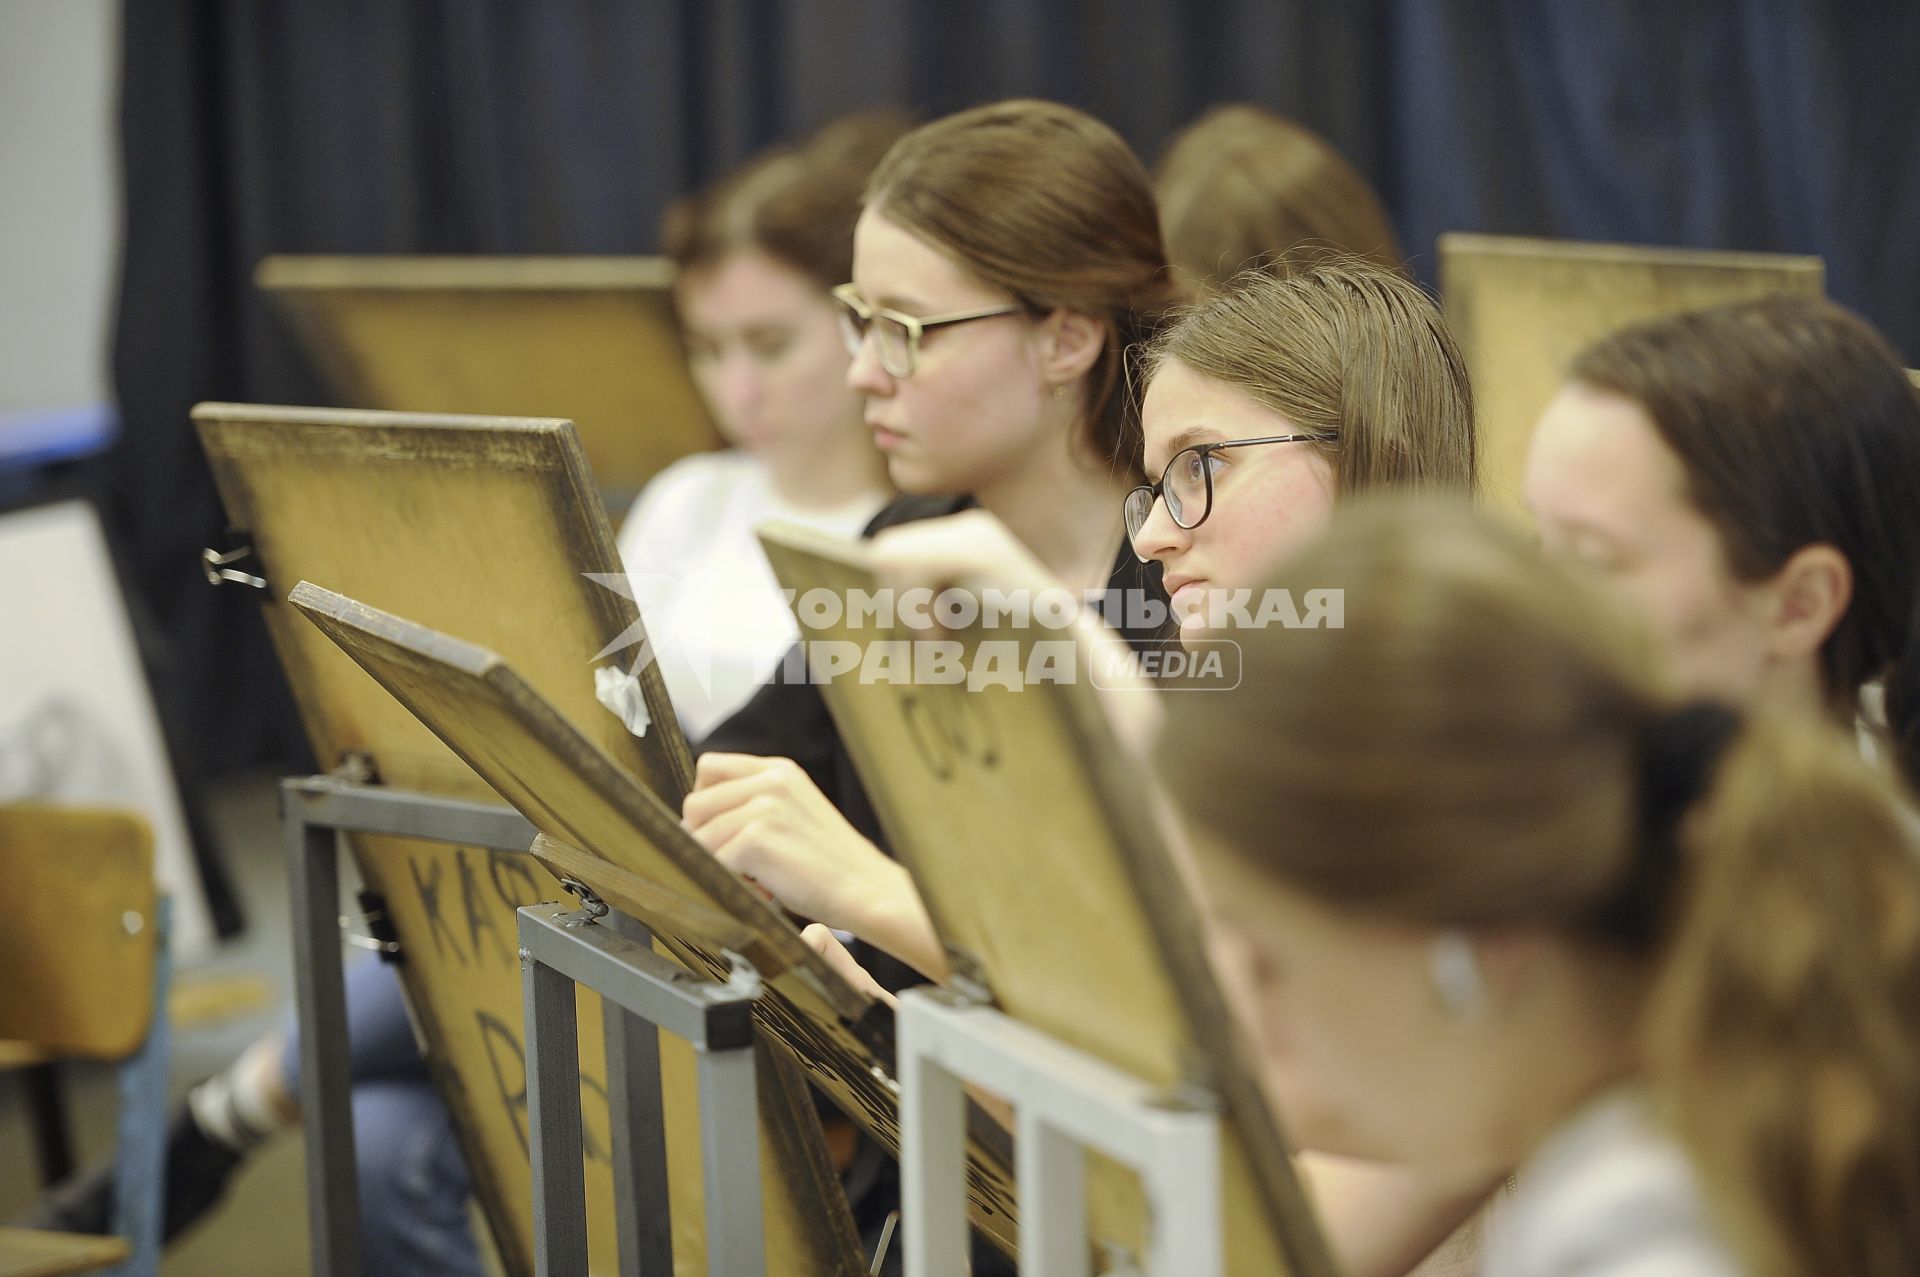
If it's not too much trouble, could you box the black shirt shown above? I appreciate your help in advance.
[698,492,1169,855]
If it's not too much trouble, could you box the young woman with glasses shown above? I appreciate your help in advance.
[688,100,1177,968]
[684,98,1178,1272]
[616,110,905,739]
[1126,259,1476,645]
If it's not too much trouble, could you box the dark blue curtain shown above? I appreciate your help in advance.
[106,0,1920,787]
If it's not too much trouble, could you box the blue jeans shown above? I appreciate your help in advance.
[281,959,483,1277]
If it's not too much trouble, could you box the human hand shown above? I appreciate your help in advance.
[682,752,904,933]
[800,923,899,1010]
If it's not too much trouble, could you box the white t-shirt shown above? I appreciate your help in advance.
[1482,1088,1745,1277]
[616,450,886,742]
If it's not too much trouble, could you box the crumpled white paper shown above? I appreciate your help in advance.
[593,664,652,738]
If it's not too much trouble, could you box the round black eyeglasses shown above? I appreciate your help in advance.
[1123,434,1334,550]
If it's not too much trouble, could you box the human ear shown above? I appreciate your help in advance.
[1037,308,1105,387]
[1763,543,1852,665]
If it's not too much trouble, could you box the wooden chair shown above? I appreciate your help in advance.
[0,804,170,1277]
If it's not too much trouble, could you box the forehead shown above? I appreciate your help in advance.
[1141,358,1298,468]
[850,205,997,308]
[676,249,819,322]
[1524,382,1691,526]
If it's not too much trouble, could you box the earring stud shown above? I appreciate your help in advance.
[1428,931,1487,1023]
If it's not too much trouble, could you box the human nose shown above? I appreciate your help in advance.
[1129,489,1190,565]
[846,329,894,397]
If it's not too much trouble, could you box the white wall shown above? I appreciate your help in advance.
[0,0,120,415]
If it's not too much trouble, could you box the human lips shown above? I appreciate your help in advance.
[867,417,908,450]
[1162,574,1209,614]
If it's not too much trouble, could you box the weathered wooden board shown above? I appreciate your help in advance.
[193,403,855,1276]
[255,255,720,502]
[1439,234,1823,513]
[759,523,1337,1277]
[289,581,1022,1262]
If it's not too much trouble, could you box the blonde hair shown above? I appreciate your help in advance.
[1154,105,1402,296]
[1157,498,1920,1277]
[1140,261,1477,497]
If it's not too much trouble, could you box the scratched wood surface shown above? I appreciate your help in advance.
[193,404,856,1276]
[1439,234,1823,514]
[290,582,1024,1260]
[255,255,720,503]
[759,524,1338,1277]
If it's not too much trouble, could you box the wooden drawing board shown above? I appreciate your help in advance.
[1439,234,1823,514]
[256,255,720,502]
[192,403,847,1276]
[288,581,1022,1260]
[758,524,1336,1277]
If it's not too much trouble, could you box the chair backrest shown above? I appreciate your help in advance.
[0,804,156,1059]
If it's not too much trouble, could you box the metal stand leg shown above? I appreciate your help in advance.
[519,900,764,1277]
[1017,1115,1088,1277]
[280,775,554,1276]
[898,990,1225,1277]
[284,790,363,1277]
[899,1008,971,1277]
[695,1040,763,1273]
[526,950,589,1276]
[603,913,672,1277]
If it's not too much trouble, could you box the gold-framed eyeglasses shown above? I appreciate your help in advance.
[831,283,1026,379]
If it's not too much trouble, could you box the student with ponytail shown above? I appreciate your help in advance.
[1525,293,1920,791]
[1156,498,1920,1276]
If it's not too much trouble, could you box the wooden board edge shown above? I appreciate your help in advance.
[288,582,872,1027]
[256,254,679,292]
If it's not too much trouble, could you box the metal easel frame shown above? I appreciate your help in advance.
[282,773,546,1277]
[517,899,766,1277]
[282,772,770,1277]
[897,987,1224,1277]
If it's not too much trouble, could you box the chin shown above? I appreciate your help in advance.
[1175,612,1215,649]
[884,453,966,497]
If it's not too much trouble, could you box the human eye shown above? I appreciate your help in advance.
[745,328,796,361]
[1178,448,1209,484]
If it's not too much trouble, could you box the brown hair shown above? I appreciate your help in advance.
[1154,105,1402,296]
[661,108,914,292]
[1156,498,1920,1277]
[864,99,1178,479]
[1140,260,1477,496]
[1571,295,1920,791]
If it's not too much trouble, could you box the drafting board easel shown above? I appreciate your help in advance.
[256,255,720,504]
[758,523,1338,1277]
[194,403,853,1276]
[1438,234,1823,514]
[286,580,1025,1267]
